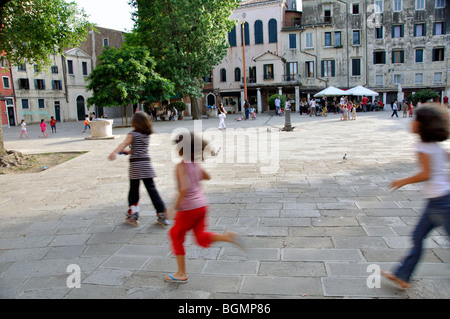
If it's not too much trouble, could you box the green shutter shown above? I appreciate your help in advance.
[331,60,335,76]
[321,60,325,77]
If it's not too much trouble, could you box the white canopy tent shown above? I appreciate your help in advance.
[314,86,348,97]
[346,85,379,97]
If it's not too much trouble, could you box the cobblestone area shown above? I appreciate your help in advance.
[1,110,449,299]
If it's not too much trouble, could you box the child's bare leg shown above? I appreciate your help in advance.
[212,231,245,250]
[166,255,188,281]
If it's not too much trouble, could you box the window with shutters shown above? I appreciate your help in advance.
[352,59,361,76]
[392,25,404,38]
[373,51,386,64]
[305,61,314,78]
[415,49,424,63]
[268,19,277,43]
[305,32,313,48]
[234,68,241,82]
[415,73,423,84]
[392,50,404,63]
[414,23,426,37]
[353,30,360,45]
[415,0,425,10]
[241,22,250,46]
[289,34,297,49]
[435,0,445,8]
[393,74,403,84]
[263,64,274,79]
[35,79,46,90]
[375,75,384,86]
[434,72,443,84]
[375,27,383,39]
[220,68,226,82]
[324,32,332,47]
[67,60,74,75]
[52,80,63,90]
[321,60,335,77]
[432,48,445,61]
[38,99,45,109]
[433,22,446,35]
[228,26,237,47]
[254,20,263,44]
[393,0,402,12]
[19,78,29,89]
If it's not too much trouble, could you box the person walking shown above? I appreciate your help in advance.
[217,103,227,130]
[166,132,243,283]
[39,119,48,138]
[50,116,57,133]
[275,96,281,116]
[382,104,449,289]
[19,119,30,138]
[391,100,399,117]
[108,112,169,227]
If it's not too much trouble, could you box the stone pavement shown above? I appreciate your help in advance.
[0,110,449,299]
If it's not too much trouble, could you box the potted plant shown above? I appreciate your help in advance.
[169,101,187,120]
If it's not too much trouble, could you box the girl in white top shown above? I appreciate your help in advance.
[20,120,29,138]
[383,104,450,288]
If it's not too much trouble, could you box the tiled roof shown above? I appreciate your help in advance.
[240,0,282,6]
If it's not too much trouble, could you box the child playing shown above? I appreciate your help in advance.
[408,101,413,117]
[351,104,356,120]
[382,104,449,288]
[108,112,169,227]
[39,119,48,138]
[50,116,57,133]
[250,107,256,119]
[20,119,29,138]
[166,132,243,283]
[82,115,90,134]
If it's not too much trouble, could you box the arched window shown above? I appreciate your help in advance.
[220,68,227,82]
[228,26,237,47]
[254,20,263,44]
[234,67,241,82]
[268,19,277,43]
[241,22,250,46]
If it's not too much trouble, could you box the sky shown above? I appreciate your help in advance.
[69,0,135,32]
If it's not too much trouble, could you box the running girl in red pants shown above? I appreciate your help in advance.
[166,133,243,283]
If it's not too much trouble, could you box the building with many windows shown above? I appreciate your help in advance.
[0,54,16,128]
[209,0,449,112]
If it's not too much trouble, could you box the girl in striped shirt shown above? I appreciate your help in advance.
[109,112,168,227]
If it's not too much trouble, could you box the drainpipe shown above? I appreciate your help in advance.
[299,29,328,87]
[336,0,349,88]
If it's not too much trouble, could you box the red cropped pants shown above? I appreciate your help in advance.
[169,206,213,256]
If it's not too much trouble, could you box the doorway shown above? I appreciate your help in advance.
[76,96,85,121]
[54,101,61,122]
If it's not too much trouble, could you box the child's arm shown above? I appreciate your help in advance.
[201,167,211,181]
[174,163,188,211]
[390,152,431,190]
[108,134,133,161]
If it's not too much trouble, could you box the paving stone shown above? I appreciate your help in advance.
[240,276,321,296]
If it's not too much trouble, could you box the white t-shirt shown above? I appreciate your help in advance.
[21,122,27,130]
[416,142,449,198]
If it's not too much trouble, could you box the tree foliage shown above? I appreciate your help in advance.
[86,46,174,108]
[406,89,440,106]
[0,0,92,155]
[0,0,94,69]
[128,0,240,119]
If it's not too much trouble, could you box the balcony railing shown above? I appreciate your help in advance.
[283,74,300,82]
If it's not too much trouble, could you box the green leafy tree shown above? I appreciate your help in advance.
[407,89,440,106]
[0,0,92,156]
[86,46,174,126]
[267,94,286,110]
[128,0,240,120]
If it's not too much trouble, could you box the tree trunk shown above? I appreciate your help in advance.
[190,96,201,120]
[0,125,7,156]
